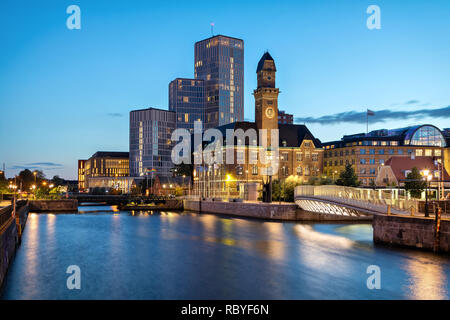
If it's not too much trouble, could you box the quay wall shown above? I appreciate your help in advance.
[184,199,298,220]
[121,200,183,211]
[0,203,29,289]
[28,199,78,212]
[373,215,449,253]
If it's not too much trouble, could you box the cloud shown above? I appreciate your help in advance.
[25,162,63,167]
[10,162,64,172]
[295,106,450,125]
[107,113,124,117]
[405,100,420,105]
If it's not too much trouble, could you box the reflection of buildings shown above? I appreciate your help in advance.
[278,110,293,124]
[169,78,205,133]
[193,52,323,196]
[78,151,130,192]
[195,35,244,129]
[323,125,447,186]
[129,107,175,178]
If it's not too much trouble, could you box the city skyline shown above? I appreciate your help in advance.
[1,0,450,179]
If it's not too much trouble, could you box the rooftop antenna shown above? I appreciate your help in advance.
[210,22,214,36]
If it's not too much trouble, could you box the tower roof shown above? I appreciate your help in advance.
[256,52,276,73]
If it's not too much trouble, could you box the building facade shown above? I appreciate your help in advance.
[193,52,323,197]
[278,110,293,124]
[323,125,447,186]
[195,35,244,129]
[129,107,176,178]
[169,78,205,133]
[78,160,86,191]
[78,152,129,192]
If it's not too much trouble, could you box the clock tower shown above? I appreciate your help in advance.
[254,52,279,148]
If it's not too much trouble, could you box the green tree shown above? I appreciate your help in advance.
[335,164,360,187]
[404,167,426,198]
[51,175,65,186]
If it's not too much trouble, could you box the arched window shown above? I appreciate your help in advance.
[297,166,302,175]
[408,126,446,147]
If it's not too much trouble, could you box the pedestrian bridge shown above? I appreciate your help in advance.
[294,185,417,217]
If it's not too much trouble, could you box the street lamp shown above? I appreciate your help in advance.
[422,169,432,217]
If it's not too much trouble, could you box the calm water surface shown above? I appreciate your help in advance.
[1,206,449,299]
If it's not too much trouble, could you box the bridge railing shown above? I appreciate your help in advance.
[295,185,418,214]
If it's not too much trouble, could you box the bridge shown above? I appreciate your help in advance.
[294,185,418,217]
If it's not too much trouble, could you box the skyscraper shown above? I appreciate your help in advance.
[129,107,176,178]
[195,35,244,129]
[169,78,205,133]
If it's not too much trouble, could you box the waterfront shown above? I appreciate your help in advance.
[1,206,449,300]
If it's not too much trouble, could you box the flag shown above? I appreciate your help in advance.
[367,109,375,116]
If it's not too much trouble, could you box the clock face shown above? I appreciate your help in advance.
[265,107,274,119]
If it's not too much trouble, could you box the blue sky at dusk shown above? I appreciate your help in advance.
[1,0,449,179]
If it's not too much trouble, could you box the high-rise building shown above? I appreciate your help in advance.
[129,107,176,178]
[195,35,244,129]
[169,78,205,133]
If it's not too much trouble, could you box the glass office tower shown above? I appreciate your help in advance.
[169,78,205,133]
[195,35,244,129]
[129,107,176,178]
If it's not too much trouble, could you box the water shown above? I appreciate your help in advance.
[1,206,449,299]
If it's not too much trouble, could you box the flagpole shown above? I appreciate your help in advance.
[366,109,368,134]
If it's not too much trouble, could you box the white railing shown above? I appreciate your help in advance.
[295,185,418,214]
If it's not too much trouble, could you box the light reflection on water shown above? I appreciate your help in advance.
[1,209,449,300]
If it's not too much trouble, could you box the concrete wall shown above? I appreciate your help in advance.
[0,207,19,289]
[373,215,449,253]
[184,199,299,220]
[122,199,183,211]
[28,200,78,212]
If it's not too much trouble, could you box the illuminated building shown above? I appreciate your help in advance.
[193,52,323,197]
[323,125,447,186]
[169,78,205,133]
[78,152,129,192]
[195,35,244,129]
[129,107,176,178]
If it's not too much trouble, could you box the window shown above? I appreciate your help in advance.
[250,151,258,163]
[425,149,432,157]
[416,149,423,156]
[369,149,375,155]
[409,125,446,147]
[360,168,366,174]
[297,166,302,175]
[183,96,189,103]
[312,153,318,161]
[398,149,403,155]
[184,113,189,123]
[360,159,366,164]
[304,167,310,176]
[389,149,395,155]
[378,149,385,155]
[379,159,384,164]
[435,149,442,157]
[252,166,258,175]
[370,168,376,175]
[281,152,288,161]
[282,166,289,176]
[296,153,303,161]
[369,159,375,164]
[237,151,244,162]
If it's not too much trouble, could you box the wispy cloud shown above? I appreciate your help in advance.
[10,162,64,172]
[107,113,124,117]
[405,100,420,105]
[295,106,450,125]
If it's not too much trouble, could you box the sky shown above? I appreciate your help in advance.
[1,0,449,180]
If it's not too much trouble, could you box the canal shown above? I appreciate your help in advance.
[1,205,449,299]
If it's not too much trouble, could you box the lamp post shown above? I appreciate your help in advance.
[422,169,432,218]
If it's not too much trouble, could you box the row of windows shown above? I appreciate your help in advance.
[325,148,442,157]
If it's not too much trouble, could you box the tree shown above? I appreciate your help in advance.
[335,164,360,187]
[51,175,65,186]
[404,167,426,198]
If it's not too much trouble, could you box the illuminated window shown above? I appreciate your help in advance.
[415,149,423,156]
[184,113,189,123]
